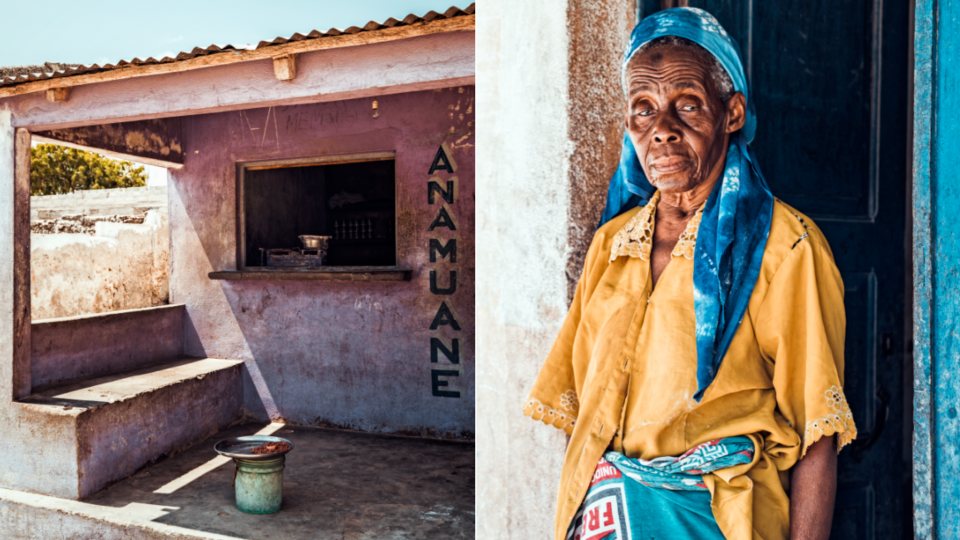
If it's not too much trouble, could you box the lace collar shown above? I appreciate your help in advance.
[609,191,704,262]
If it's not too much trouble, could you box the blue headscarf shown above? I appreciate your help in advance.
[601,8,774,401]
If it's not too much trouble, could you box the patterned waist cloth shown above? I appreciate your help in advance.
[567,436,755,540]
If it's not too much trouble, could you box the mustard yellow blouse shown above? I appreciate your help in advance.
[524,192,857,540]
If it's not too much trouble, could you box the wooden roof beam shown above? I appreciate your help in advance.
[32,118,185,169]
[45,88,69,103]
[273,54,297,81]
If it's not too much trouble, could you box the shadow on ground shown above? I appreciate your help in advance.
[85,423,475,539]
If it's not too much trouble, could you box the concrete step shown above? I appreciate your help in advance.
[0,487,240,539]
[18,357,244,498]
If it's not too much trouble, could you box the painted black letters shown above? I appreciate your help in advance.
[431,337,460,364]
[429,238,457,263]
[430,270,457,295]
[428,145,455,174]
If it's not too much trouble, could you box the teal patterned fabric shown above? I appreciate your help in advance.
[567,437,755,540]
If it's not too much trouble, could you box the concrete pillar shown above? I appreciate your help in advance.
[0,113,30,402]
[0,112,14,402]
[476,1,637,538]
[0,115,77,499]
[12,128,30,400]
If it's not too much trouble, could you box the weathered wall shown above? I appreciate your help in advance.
[31,211,169,320]
[31,186,167,221]
[0,115,84,499]
[170,88,475,437]
[476,0,635,538]
[31,304,184,389]
[566,1,640,299]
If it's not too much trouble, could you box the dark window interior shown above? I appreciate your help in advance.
[243,159,396,267]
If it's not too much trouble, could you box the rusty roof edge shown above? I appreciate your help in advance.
[0,63,84,79]
[0,4,475,90]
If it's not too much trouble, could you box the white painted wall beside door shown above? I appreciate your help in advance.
[476,1,637,538]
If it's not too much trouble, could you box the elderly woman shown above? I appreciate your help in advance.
[524,8,856,540]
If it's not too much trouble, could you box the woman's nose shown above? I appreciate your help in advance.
[651,110,682,144]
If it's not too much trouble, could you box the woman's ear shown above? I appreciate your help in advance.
[726,92,747,134]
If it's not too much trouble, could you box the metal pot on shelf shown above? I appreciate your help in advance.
[298,235,331,250]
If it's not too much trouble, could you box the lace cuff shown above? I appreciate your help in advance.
[802,385,857,457]
[523,396,578,435]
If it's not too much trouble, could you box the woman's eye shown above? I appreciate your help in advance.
[680,105,698,112]
[634,109,653,117]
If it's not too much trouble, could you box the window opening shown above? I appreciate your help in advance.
[29,141,171,321]
[241,155,396,269]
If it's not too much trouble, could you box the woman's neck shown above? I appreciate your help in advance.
[657,175,717,223]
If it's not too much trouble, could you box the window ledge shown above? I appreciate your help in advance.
[209,267,412,282]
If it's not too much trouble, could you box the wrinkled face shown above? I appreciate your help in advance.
[624,44,745,193]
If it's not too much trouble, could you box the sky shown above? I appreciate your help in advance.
[0,0,463,67]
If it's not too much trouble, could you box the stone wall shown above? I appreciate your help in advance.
[28,186,170,321]
[31,186,167,221]
[31,211,169,321]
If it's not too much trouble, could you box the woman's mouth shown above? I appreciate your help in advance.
[650,157,689,174]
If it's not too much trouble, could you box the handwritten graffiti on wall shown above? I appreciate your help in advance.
[427,143,461,398]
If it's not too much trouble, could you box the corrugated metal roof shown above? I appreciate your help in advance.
[0,4,474,89]
[0,63,82,80]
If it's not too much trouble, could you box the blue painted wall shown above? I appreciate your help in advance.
[914,0,960,537]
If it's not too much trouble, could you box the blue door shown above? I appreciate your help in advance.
[641,2,911,538]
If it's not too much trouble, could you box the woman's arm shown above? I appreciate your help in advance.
[789,435,837,540]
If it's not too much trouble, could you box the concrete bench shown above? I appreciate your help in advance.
[13,305,244,499]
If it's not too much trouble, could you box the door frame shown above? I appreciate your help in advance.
[910,0,960,537]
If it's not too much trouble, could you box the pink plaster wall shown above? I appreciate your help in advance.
[31,305,185,389]
[170,88,474,436]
